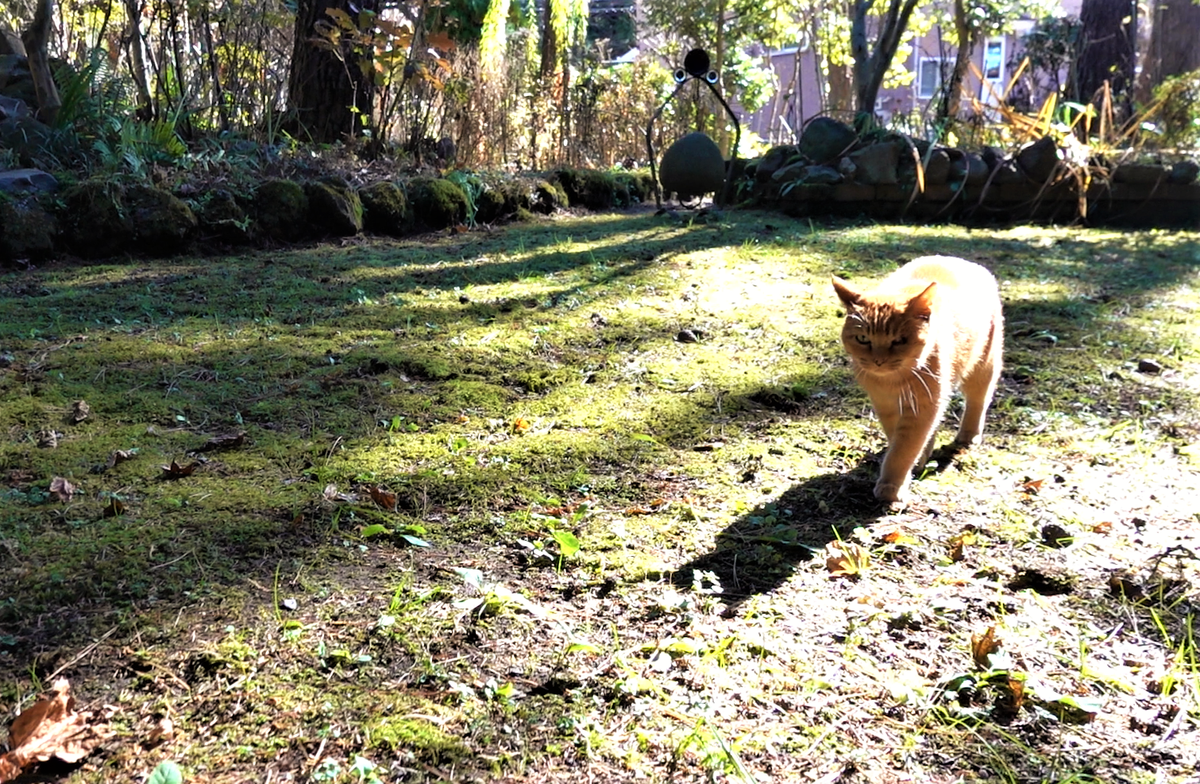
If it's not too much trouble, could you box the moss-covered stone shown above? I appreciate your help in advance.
[554,167,620,210]
[474,187,508,224]
[0,195,57,264]
[359,181,409,235]
[59,179,134,258]
[196,189,253,244]
[304,178,363,237]
[254,178,308,241]
[407,177,468,230]
[614,170,655,206]
[532,179,568,214]
[126,184,197,253]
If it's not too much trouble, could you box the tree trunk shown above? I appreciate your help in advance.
[1138,0,1200,101]
[1077,0,1137,111]
[851,0,923,120]
[20,0,60,126]
[287,0,371,143]
[937,0,977,124]
[123,0,155,121]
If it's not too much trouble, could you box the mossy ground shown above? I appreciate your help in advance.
[1,211,1198,783]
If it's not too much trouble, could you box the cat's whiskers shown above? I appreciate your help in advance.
[909,365,935,401]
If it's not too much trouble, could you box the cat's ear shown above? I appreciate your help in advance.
[906,282,937,321]
[831,276,861,309]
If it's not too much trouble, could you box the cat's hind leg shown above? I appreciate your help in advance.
[956,329,1002,446]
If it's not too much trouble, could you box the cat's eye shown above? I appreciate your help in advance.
[854,335,870,345]
[891,337,907,347]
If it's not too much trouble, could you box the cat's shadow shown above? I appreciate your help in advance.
[669,455,893,613]
[668,442,967,613]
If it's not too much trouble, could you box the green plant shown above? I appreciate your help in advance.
[1146,69,1200,150]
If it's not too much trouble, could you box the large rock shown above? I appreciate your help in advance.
[1168,160,1199,185]
[407,177,468,229]
[196,189,253,244]
[126,184,197,253]
[755,145,799,182]
[1016,136,1059,182]
[849,142,900,185]
[659,132,726,201]
[254,179,309,241]
[0,197,56,264]
[305,178,363,237]
[798,117,857,164]
[359,181,409,235]
[555,167,619,210]
[0,167,57,194]
[59,180,135,258]
[923,149,952,185]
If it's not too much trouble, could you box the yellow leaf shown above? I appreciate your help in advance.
[324,6,354,30]
[971,626,1002,669]
[825,541,870,579]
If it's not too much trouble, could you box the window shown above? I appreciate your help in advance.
[917,58,946,99]
[981,37,1005,99]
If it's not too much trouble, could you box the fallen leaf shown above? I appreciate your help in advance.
[48,477,77,503]
[146,716,175,745]
[0,678,111,782]
[948,530,976,562]
[1092,521,1114,534]
[160,460,198,479]
[106,449,137,468]
[366,485,398,511]
[511,417,531,433]
[825,541,870,579]
[37,430,59,449]
[1020,477,1045,494]
[195,432,247,452]
[70,400,90,423]
[103,497,126,518]
[971,626,1002,670]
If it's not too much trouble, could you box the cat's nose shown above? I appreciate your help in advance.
[873,358,884,366]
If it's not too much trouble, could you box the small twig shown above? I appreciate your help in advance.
[48,626,118,681]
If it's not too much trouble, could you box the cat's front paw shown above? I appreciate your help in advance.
[873,481,908,504]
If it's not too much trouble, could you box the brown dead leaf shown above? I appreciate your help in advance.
[37,430,59,449]
[367,485,398,511]
[1092,521,1114,534]
[624,506,654,515]
[948,530,977,563]
[146,716,175,745]
[70,400,90,423]
[48,477,77,504]
[196,431,247,452]
[1020,477,1045,494]
[160,460,198,479]
[0,678,111,782]
[103,496,126,518]
[825,541,870,579]
[106,449,136,469]
[971,626,1002,669]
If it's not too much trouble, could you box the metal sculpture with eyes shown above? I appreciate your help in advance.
[645,48,741,210]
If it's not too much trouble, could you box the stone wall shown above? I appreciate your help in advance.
[746,118,1200,229]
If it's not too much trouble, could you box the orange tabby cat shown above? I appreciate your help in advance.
[832,256,1003,503]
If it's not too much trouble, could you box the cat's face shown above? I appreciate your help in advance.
[832,277,935,376]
